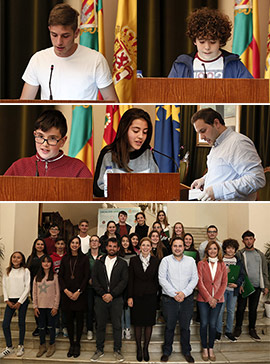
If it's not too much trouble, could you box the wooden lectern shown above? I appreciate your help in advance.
[107,173,188,201]
[0,176,93,201]
[135,78,269,103]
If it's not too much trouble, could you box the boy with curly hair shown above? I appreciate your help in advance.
[168,7,253,79]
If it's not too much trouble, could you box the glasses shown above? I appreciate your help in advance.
[34,134,62,146]
[208,230,217,234]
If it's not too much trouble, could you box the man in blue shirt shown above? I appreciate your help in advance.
[159,238,198,363]
[190,108,265,201]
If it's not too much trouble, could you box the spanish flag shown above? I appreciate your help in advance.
[265,8,270,78]
[113,0,137,102]
[69,0,105,175]
[232,0,260,78]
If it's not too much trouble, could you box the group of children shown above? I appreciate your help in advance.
[1,209,247,359]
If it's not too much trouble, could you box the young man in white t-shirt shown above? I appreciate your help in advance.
[20,4,118,101]
[78,219,91,254]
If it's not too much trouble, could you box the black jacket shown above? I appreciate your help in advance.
[92,255,128,298]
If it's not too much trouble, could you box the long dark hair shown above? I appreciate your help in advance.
[183,233,195,250]
[27,238,47,267]
[119,235,135,257]
[148,230,166,260]
[67,235,82,255]
[107,108,153,171]
[157,210,169,227]
[36,255,55,282]
[6,251,26,276]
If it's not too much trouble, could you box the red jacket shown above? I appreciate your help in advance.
[4,152,92,178]
[197,260,227,303]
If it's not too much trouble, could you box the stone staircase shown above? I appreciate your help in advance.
[0,302,269,364]
[185,227,207,249]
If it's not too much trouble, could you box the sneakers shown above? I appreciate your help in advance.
[0,346,14,358]
[114,350,124,361]
[215,332,221,341]
[122,329,125,339]
[32,327,39,336]
[91,350,104,361]
[63,327,68,337]
[16,345,24,357]
[225,332,237,342]
[55,328,60,337]
[125,328,131,340]
[233,326,242,338]
[249,328,261,341]
[87,330,93,340]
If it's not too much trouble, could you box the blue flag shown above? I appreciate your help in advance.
[154,105,181,172]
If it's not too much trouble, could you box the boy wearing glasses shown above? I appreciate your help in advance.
[4,109,91,177]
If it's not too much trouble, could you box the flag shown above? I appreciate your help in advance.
[102,105,132,147]
[154,105,181,173]
[68,1,105,174]
[113,0,137,102]
[232,0,260,78]
[69,106,94,175]
[265,8,270,78]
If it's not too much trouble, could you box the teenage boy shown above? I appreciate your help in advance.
[190,108,265,201]
[168,8,253,79]
[198,225,221,260]
[44,224,61,255]
[20,4,118,101]
[4,110,91,177]
[215,239,245,342]
[234,231,269,341]
[78,220,91,254]
[116,211,131,237]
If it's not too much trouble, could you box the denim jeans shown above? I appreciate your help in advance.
[216,290,238,333]
[162,294,194,356]
[38,308,56,345]
[95,296,123,352]
[198,301,222,349]
[235,286,261,329]
[2,298,29,347]
[122,307,131,329]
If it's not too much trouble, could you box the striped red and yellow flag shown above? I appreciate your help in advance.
[232,0,260,78]
[112,0,137,102]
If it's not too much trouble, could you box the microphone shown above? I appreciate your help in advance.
[151,147,179,172]
[35,161,39,177]
[49,65,54,100]
[201,63,207,78]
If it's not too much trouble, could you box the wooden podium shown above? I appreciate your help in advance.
[107,173,188,201]
[0,174,189,201]
[135,78,269,103]
[0,176,93,201]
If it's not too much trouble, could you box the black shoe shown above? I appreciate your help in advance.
[143,347,150,362]
[73,343,81,358]
[225,332,237,342]
[249,329,261,342]
[32,327,39,336]
[184,353,195,363]
[67,345,74,358]
[215,332,221,341]
[233,326,242,338]
[136,347,142,362]
[161,354,169,362]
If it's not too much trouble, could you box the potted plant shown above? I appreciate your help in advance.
[264,241,270,318]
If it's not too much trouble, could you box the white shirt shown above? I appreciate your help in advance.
[204,128,266,200]
[78,234,91,254]
[105,256,117,281]
[22,44,113,100]
[193,54,224,78]
[3,267,31,304]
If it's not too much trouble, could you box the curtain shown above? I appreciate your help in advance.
[180,105,210,186]
[0,0,62,99]
[137,0,218,77]
[0,105,55,174]
[240,105,270,168]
